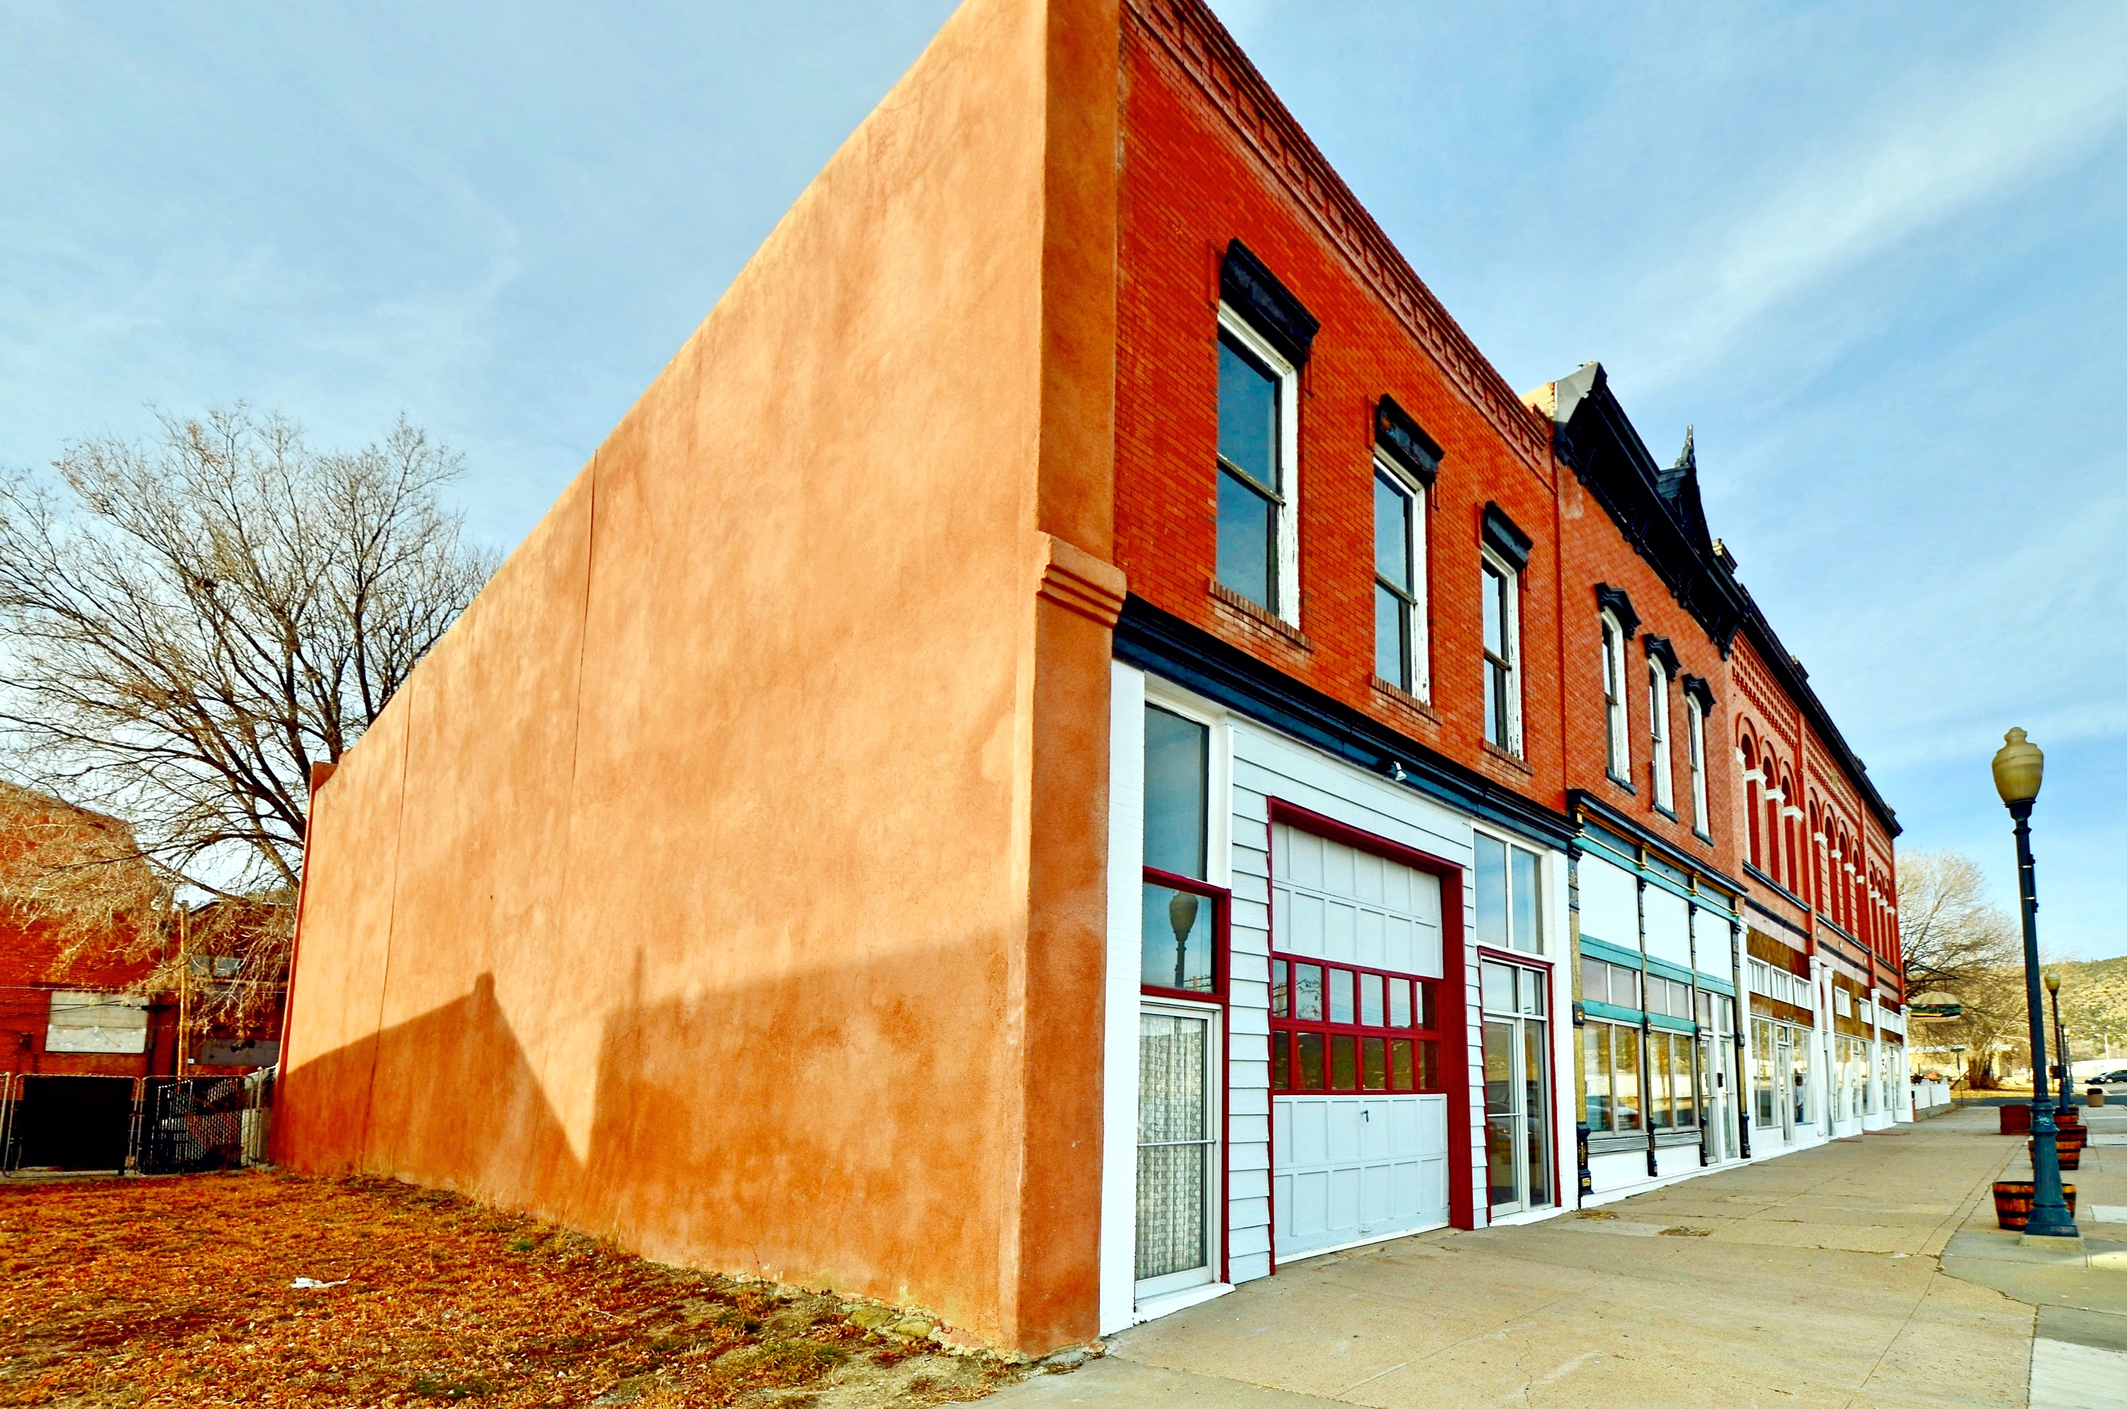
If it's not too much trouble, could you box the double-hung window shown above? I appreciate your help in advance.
[1600,613,1630,783]
[1373,461,1426,695]
[1215,314,1298,623]
[1647,658,1674,813]
[1481,553,1520,752]
[1684,692,1710,838]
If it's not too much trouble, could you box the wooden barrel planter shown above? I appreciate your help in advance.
[1993,1181,2077,1230]
[2001,1104,2032,1135]
[2030,1137,2084,1169]
[2058,1106,2081,1127]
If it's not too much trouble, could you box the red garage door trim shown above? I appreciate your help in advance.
[1265,798,1475,1249]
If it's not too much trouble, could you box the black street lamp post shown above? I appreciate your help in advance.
[2046,972,2070,1117]
[1992,728,2077,1242]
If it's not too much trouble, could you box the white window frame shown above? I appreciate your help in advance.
[1472,825,1548,955]
[1481,547,1523,755]
[1215,306,1301,627]
[1685,695,1710,838]
[1647,658,1674,813]
[1372,452,1429,700]
[1142,678,1233,888]
[1600,612,1630,783]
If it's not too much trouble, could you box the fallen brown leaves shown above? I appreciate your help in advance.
[0,1171,1022,1407]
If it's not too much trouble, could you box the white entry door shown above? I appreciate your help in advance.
[1270,823,1449,1261]
[1136,1004,1220,1301]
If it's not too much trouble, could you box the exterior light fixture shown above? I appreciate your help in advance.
[1992,727,2076,1242]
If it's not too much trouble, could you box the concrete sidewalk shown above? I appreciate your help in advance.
[996,1109,2127,1407]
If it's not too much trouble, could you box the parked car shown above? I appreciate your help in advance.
[2089,1069,2127,1087]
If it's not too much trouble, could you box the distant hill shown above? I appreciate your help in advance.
[2055,955,2127,1062]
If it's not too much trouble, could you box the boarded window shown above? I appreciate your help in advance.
[46,990,149,1054]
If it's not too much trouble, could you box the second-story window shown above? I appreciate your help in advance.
[1481,551,1520,753]
[1685,693,1710,837]
[1373,460,1427,696]
[1215,316,1297,623]
[1648,658,1674,813]
[1601,613,1630,782]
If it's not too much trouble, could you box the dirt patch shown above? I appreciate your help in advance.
[0,1169,1047,1406]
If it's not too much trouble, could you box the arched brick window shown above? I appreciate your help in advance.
[1806,801,1824,911]
[1740,734,1763,871]
[1780,768,1800,890]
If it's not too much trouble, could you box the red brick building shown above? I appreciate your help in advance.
[275,0,1902,1351]
[0,785,178,1080]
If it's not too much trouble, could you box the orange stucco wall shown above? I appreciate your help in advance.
[276,0,1120,1352]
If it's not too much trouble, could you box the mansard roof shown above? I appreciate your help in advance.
[1539,362,1898,837]
[1543,361,1746,652]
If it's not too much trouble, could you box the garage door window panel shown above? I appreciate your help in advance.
[1270,956,1443,1095]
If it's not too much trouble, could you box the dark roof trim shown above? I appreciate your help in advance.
[1481,503,1533,574]
[1570,790,1746,899]
[1374,395,1441,485]
[1117,595,1575,851]
[1221,239,1319,366]
[1595,584,1639,638]
[1643,634,1680,676]
[1680,673,1715,713]
[1547,362,1745,652]
[1746,899,1813,943]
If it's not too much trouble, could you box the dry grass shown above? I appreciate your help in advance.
[0,1170,1028,1407]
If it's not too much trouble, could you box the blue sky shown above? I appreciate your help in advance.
[5,2,2123,956]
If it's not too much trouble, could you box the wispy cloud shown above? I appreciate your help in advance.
[1628,7,2127,389]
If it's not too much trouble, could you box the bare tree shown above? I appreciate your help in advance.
[1898,851,2018,992]
[0,407,495,1024]
[1897,849,2028,1088]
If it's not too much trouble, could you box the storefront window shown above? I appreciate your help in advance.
[1752,1019,1775,1131]
[1474,832,1544,952]
[1790,1032,1811,1126]
[1142,706,1221,995]
[1583,1021,1642,1133]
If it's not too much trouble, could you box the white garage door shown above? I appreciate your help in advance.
[1271,824,1449,1261]
[1275,1093,1449,1257]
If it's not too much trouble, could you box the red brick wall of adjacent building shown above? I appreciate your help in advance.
[1729,630,1902,998]
[1114,1,1565,805]
[1551,466,1740,879]
[0,916,178,1079]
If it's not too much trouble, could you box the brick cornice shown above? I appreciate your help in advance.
[1126,0,1550,473]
